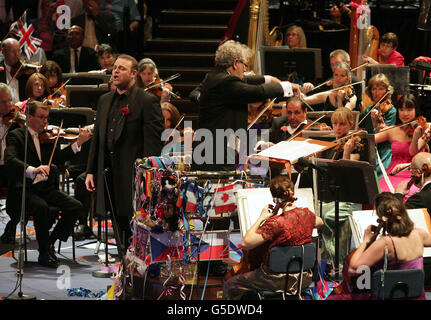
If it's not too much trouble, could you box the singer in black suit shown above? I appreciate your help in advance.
[4,101,92,267]
[52,25,99,73]
[86,54,164,252]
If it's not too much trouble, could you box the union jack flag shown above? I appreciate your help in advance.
[10,11,42,59]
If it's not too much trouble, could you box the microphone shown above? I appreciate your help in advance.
[296,157,327,172]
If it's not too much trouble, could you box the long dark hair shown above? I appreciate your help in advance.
[395,94,420,125]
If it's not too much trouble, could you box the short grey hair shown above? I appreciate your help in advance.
[214,40,252,69]
[0,83,11,96]
[330,49,350,63]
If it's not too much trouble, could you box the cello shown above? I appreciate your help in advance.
[224,200,288,281]
[333,219,385,295]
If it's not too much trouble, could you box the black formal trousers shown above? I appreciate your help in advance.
[5,127,83,254]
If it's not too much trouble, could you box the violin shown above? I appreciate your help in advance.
[342,85,354,100]
[10,60,40,79]
[145,73,181,99]
[2,104,26,127]
[39,126,80,144]
[248,100,281,126]
[334,134,365,153]
[333,219,385,295]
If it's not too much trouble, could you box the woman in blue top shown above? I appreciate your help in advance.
[359,73,397,178]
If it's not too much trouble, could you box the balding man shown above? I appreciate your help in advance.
[395,152,431,216]
[52,25,99,73]
[0,38,31,103]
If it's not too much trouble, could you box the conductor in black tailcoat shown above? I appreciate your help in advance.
[195,40,301,171]
[85,54,164,252]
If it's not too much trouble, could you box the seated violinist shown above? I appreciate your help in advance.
[39,60,67,106]
[3,101,92,267]
[359,73,396,178]
[362,32,405,67]
[0,38,33,104]
[16,73,52,112]
[395,152,431,215]
[301,62,357,111]
[328,192,431,300]
[136,58,171,103]
[375,94,425,201]
[222,175,323,300]
[317,107,368,273]
[268,97,309,145]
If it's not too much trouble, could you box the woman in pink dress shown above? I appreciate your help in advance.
[375,94,426,201]
[328,192,431,300]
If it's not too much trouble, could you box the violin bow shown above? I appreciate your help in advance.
[374,118,417,135]
[50,78,70,98]
[332,129,365,144]
[351,62,369,72]
[165,114,185,142]
[286,114,326,142]
[357,91,390,127]
[325,80,365,93]
[7,62,25,85]
[299,96,315,111]
[247,98,277,131]
[47,120,63,167]
[145,73,181,91]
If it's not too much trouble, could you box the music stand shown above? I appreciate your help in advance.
[311,158,379,277]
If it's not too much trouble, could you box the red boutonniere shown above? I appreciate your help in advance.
[280,126,288,132]
[120,104,130,115]
[0,66,4,72]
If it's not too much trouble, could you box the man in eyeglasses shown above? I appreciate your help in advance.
[194,40,300,171]
[362,32,405,67]
[3,101,91,267]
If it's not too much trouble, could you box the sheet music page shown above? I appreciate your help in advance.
[236,187,316,238]
[350,208,431,257]
[257,139,326,162]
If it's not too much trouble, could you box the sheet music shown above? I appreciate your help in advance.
[257,139,327,162]
[236,187,316,238]
[350,208,431,257]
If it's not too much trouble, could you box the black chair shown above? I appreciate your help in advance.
[242,242,317,300]
[12,206,77,263]
[371,268,425,300]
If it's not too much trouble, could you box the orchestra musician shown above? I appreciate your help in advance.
[359,73,396,178]
[395,152,431,215]
[0,38,34,104]
[15,73,51,112]
[362,32,405,67]
[0,83,24,244]
[268,97,310,145]
[317,107,368,272]
[3,101,92,267]
[222,175,322,300]
[284,25,307,48]
[309,49,362,110]
[39,60,67,106]
[375,94,425,200]
[301,62,357,111]
[328,192,431,300]
[136,57,172,103]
